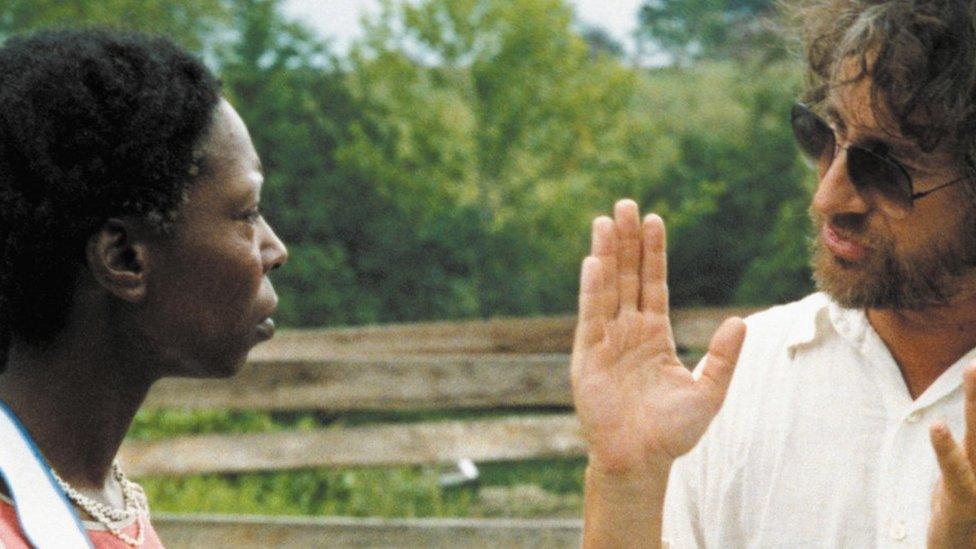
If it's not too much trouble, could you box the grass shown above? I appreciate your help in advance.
[127,409,586,519]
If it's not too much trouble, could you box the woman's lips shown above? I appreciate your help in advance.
[255,317,276,341]
[821,223,867,262]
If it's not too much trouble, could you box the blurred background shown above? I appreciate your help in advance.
[1,0,814,530]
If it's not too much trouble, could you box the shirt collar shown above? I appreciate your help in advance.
[784,293,973,409]
[826,298,872,345]
[784,292,857,357]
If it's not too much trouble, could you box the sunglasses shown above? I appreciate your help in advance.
[790,102,967,208]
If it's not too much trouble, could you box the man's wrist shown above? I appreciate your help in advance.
[928,516,976,549]
[585,459,672,505]
[582,459,672,548]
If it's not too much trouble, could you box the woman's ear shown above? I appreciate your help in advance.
[84,218,151,303]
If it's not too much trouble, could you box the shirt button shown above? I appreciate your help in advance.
[890,520,907,541]
[906,411,922,423]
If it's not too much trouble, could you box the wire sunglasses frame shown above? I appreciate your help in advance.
[790,102,968,207]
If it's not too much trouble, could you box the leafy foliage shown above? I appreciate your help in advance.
[638,0,783,62]
[6,0,819,518]
[0,0,229,52]
[0,0,816,326]
[630,61,812,304]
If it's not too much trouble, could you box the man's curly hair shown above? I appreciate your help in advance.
[787,0,976,165]
[0,29,221,353]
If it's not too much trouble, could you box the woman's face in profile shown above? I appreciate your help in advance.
[136,99,288,378]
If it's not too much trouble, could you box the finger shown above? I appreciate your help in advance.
[930,422,976,500]
[614,199,641,312]
[640,213,669,317]
[575,256,607,348]
[697,317,747,410]
[591,216,619,319]
[964,363,976,466]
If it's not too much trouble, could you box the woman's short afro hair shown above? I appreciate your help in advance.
[0,28,221,348]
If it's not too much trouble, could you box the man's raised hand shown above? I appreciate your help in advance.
[571,199,747,477]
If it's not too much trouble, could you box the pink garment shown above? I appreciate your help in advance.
[0,497,165,548]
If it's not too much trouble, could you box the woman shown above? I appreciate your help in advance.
[0,28,288,547]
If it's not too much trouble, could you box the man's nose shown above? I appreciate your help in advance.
[811,148,871,218]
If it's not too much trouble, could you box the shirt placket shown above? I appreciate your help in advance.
[845,317,915,547]
[856,315,969,548]
[874,394,920,544]
[878,405,935,546]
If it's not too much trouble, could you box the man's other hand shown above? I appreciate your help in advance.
[929,363,976,548]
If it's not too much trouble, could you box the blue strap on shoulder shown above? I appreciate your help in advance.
[0,401,91,548]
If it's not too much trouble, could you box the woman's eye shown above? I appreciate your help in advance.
[243,209,261,223]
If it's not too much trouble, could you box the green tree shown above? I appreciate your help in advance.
[625,61,812,306]
[0,0,816,326]
[0,0,229,52]
[220,0,490,325]
[638,0,781,62]
[353,0,639,317]
[217,0,381,326]
[580,26,624,60]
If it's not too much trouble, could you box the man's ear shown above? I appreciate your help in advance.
[85,218,151,303]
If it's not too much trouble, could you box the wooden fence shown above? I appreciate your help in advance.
[126,307,755,547]
[151,515,586,548]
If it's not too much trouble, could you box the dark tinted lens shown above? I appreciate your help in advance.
[791,104,834,162]
[846,146,913,206]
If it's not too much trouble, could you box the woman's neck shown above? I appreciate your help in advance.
[0,326,155,490]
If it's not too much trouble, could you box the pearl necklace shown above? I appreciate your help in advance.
[50,462,147,547]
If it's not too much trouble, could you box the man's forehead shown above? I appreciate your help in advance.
[825,76,896,137]
[824,76,960,167]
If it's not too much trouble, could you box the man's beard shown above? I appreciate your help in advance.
[811,208,976,310]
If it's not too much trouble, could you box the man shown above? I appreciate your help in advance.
[572,1,976,547]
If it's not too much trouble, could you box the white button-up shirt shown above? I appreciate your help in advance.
[662,293,974,548]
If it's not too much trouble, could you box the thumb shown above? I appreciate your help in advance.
[698,317,747,408]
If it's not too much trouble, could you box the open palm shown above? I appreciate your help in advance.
[571,200,746,476]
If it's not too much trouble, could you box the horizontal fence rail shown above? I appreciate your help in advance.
[135,307,759,544]
[144,353,707,412]
[122,415,583,477]
[144,355,573,411]
[245,308,756,360]
[152,514,583,548]
[144,308,755,412]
